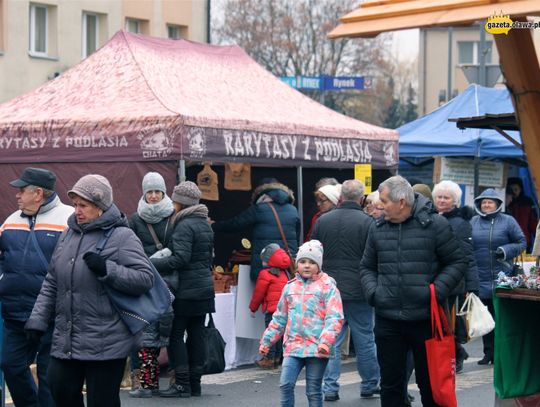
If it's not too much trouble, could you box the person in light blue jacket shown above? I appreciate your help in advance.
[470,188,525,365]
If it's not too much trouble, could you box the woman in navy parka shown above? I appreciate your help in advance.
[470,188,525,365]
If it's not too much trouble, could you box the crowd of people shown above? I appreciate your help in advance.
[0,166,533,407]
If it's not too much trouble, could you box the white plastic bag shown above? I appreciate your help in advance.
[457,293,495,339]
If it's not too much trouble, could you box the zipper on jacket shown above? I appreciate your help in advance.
[300,281,306,339]
[489,218,495,293]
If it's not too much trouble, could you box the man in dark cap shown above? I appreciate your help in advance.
[0,167,73,407]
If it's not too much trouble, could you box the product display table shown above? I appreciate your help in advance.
[212,265,265,370]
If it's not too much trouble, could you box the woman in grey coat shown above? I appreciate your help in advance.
[25,174,154,407]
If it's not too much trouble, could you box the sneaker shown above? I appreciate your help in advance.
[360,388,381,398]
[129,388,153,398]
[324,392,340,401]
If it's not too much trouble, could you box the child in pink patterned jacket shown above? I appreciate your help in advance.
[260,240,344,407]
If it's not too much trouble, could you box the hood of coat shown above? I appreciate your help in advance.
[251,182,295,205]
[268,247,292,269]
[474,188,503,218]
[68,203,129,233]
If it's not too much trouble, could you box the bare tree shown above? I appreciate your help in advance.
[213,0,413,126]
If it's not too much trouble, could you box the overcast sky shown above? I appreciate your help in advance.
[392,29,420,62]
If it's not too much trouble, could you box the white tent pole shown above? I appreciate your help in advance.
[297,166,304,245]
[178,160,186,182]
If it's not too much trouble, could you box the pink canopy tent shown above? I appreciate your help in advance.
[0,30,397,169]
[0,31,397,222]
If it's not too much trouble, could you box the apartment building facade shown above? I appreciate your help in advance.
[418,22,540,115]
[0,0,209,103]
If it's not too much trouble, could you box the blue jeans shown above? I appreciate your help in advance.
[0,319,55,407]
[323,300,380,395]
[280,356,328,407]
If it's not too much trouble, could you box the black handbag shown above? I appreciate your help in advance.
[96,227,174,334]
[202,314,226,375]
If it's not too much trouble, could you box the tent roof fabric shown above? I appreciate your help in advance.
[329,0,540,38]
[398,84,523,158]
[0,31,397,168]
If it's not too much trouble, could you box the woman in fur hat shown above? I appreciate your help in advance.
[213,178,300,281]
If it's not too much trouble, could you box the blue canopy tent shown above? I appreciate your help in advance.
[397,84,537,205]
[398,84,522,158]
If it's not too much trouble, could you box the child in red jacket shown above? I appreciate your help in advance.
[249,243,291,369]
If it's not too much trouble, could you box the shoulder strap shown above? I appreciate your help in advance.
[266,202,295,279]
[266,202,289,252]
[96,228,115,254]
[146,223,163,251]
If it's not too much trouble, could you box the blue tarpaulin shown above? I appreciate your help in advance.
[398,84,523,158]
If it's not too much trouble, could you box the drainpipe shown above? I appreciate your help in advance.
[207,0,211,44]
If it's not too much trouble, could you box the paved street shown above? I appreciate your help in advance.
[3,338,494,406]
[117,338,494,406]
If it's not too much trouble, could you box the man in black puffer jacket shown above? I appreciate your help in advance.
[360,176,466,407]
[312,179,380,401]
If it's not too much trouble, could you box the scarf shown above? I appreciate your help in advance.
[137,194,174,224]
[174,204,209,222]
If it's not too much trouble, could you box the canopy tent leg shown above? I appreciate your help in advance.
[178,160,186,183]
[297,166,304,245]
[494,19,540,196]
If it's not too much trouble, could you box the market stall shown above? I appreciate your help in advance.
[0,30,398,221]
[0,30,398,372]
[494,266,540,405]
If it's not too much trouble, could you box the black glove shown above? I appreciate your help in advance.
[83,252,107,277]
[25,329,44,345]
[495,247,505,260]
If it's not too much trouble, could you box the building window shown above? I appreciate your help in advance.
[125,18,141,34]
[82,13,99,58]
[458,41,493,65]
[29,3,48,55]
[167,25,180,39]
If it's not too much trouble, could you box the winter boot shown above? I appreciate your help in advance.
[130,369,141,391]
[190,366,203,397]
[255,356,275,369]
[159,365,191,398]
[455,343,469,373]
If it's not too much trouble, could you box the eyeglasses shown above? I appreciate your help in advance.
[316,198,330,205]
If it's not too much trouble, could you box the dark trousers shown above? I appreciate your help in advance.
[480,298,495,358]
[265,312,283,360]
[47,357,126,407]
[170,314,205,371]
[375,316,440,407]
[0,319,54,407]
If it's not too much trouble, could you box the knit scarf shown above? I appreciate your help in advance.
[174,204,209,222]
[137,195,174,224]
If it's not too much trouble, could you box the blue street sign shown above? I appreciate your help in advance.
[323,76,365,90]
[279,75,369,91]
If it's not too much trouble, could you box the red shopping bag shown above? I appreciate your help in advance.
[425,284,457,407]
